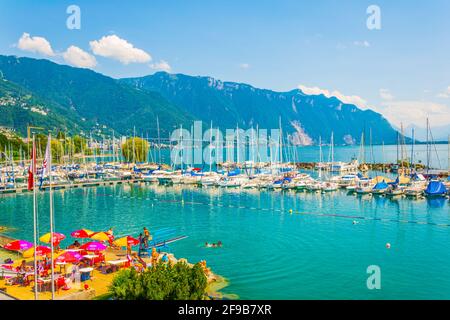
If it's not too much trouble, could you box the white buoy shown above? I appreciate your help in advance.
[386,243,391,249]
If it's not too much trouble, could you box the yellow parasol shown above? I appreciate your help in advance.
[90,231,112,242]
[39,232,66,244]
[113,236,140,247]
[22,245,51,258]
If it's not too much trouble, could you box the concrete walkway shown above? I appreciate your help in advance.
[0,291,16,300]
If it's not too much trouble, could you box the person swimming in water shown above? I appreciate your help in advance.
[205,241,222,248]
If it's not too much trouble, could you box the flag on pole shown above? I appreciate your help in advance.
[40,134,52,188]
[27,139,36,191]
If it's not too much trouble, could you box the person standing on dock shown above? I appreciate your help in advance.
[143,227,152,248]
[137,233,144,256]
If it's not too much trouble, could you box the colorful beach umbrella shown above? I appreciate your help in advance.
[39,232,66,244]
[79,241,107,251]
[113,236,140,247]
[55,251,82,263]
[71,229,94,238]
[3,240,33,251]
[90,232,112,242]
[22,245,51,258]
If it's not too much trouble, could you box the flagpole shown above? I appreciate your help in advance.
[32,134,38,300]
[48,133,55,299]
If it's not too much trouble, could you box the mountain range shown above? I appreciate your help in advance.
[0,55,400,145]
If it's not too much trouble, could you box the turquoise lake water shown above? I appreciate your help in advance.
[1,181,449,299]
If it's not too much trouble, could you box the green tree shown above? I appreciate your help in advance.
[72,135,88,154]
[0,132,28,160]
[109,261,208,300]
[121,137,149,163]
[50,139,64,163]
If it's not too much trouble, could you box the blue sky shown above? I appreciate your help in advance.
[0,0,449,129]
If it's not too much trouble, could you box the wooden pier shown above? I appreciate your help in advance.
[0,178,145,195]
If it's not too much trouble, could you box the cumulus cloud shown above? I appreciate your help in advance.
[379,88,394,100]
[150,60,171,72]
[63,46,97,68]
[297,84,369,110]
[239,63,250,69]
[89,35,151,64]
[17,32,55,56]
[354,40,370,48]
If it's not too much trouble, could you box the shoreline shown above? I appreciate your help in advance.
[0,233,231,300]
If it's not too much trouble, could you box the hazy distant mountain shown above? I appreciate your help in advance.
[404,124,449,142]
[0,55,193,137]
[122,72,400,145]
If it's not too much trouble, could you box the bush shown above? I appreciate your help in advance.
[109,261,208,300]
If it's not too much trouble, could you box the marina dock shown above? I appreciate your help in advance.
[0,178,145,195]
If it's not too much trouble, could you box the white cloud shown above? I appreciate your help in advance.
[436,86,450,98]
[379,100,450,128]
[239,63,250,69]
[150,60,171,72]
[299,85,450,128]
[17,33,55,56]
[89,35,151,64]
[297,84,369,110]
[353,40,370,48]
[63,46,97,69]
[379,88,394,101]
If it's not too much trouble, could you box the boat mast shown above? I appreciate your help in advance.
[47,134,55,300]
[236,123,240,165]
[369,128,373,165]
[179,125,183,172]
[209,121,213,173]
[396,132,399,166]
[426,118,430,174]
[330,132,334,176]
[319,136,322,180]
[279,116,283,165]
[32,135,38,300]
[360,131,365,165]
[132,126,136,166]
[410,128,415,172]
[400,123,404,173]
[157,116,161,166]
[256,124,260,165]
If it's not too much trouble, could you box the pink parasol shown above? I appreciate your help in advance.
[55,251,83,263]
[3,240,33,251]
